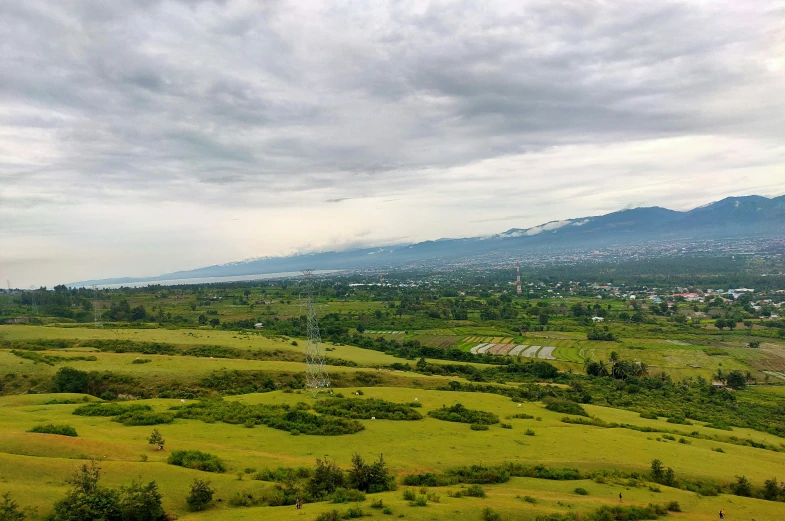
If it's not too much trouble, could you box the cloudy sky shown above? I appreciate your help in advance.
[1,1,784,287]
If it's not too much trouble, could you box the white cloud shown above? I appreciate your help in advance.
[0,1,784,286]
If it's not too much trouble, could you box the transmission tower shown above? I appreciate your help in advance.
[29,286,38,315]
[92,286,103,328]
[302,270,330,396]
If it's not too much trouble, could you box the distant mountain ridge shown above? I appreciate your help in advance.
[70,195,785,286]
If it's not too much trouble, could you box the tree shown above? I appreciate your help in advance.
[732,475,752,497]
[0,492,25,521]
[308,458,345,499]
[53,367,89,394]
[148,429,165,450]
[726,371,747,390]
[715,318,726,330]
[650,459,664,482]
[49,462,123,521]
[198,314,207,325]
[208,318,220,328]
[347,453,395,493]
[120,480,167,521]
[537,313,549,326]
[186,479,214,511]
[763,477,780,501]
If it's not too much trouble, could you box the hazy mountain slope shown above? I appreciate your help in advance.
[70,195,784,286]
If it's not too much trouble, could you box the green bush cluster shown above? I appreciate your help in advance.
[172,399,364,435]
[73,403,152,417]
[427,403,499,425]
[167,450,226,473]
[544,401,588,417]
[28,424,78,436]
[314,398,423,420]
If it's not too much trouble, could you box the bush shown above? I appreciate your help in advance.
[73,403,152,417]
[428,403,499,425]
[174,400,364,435]
[331,488,365,503]
[465,485,486,498]
[186,479,215,511]
[53,367,89,393]
[524,429,535,436]
[732,475,752,497]
[113,410,174,426]
[507,413,534,419]
[573,487,588,495]
[315,510,341,521]
[412,495,427,507]
[28,424,77,436]
[370,499,384,509]
[0,492,26,521]
[344,506,365,518]
[544,401,588,417]
[500,423,512,429]
[402,489,416,501]
[665,501,681,512]
[347,453,395,493]
[168,450,226,473]
[482,507,502,521]
[315,398,422,421]
[309,458,346,499]
[471,423,489,431]
[523,495,537,503]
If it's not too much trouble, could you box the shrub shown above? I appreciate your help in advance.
[544,402,588,417]
[370,499,384,509]
[331,488,365,503]
[639,411,658,419]
[482,507,501,521]
[53,367,89,393]
[573,487,588,495]
[344,506,365,518]
[471,423,489,431]
[347,453,395,493]
[500,423,512,429]
[168,450,226,473]
[315,510,341,521]
[131,358,151,364]
[114,410,174,426]
[186,479,215,511]
[402,489,416,501]
[412,495,427,507]
[507,413,534,419]
[148,429,165,448]
[174,400,364,435]
[28,424,77,437]
[665,501,681,512]
[315,398,421,420]
[428,403,499,425]
[523,495,537,503]
[732,475,752,497]
[0,492,26,521]
[73,403,152,417]
[309,458,345,499]
[465,485,485,498]
[524,429,535,436]
[382,506,392,515]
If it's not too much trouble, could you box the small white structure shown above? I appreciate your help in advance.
[371,417,375,421]
[517,403,522,408]
[254,323,264,329]
[180,399,185,404]
[413,397,418,402]
[592,316,605,322]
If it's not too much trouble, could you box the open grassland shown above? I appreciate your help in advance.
[2,388,785,520]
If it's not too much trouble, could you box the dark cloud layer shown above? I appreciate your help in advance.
[1,1,783,285]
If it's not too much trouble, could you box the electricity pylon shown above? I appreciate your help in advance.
[302,270,329,396]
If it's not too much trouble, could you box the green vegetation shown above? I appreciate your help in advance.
[27,424,78,437]
[1,264,785,520]
[168,450,226,473]
[427,403,499,425]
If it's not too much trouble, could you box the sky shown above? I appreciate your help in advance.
[1,1,784,287]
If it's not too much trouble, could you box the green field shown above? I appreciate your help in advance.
[2,273,785,520]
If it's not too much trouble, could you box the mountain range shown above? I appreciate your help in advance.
[71,195,785,286]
